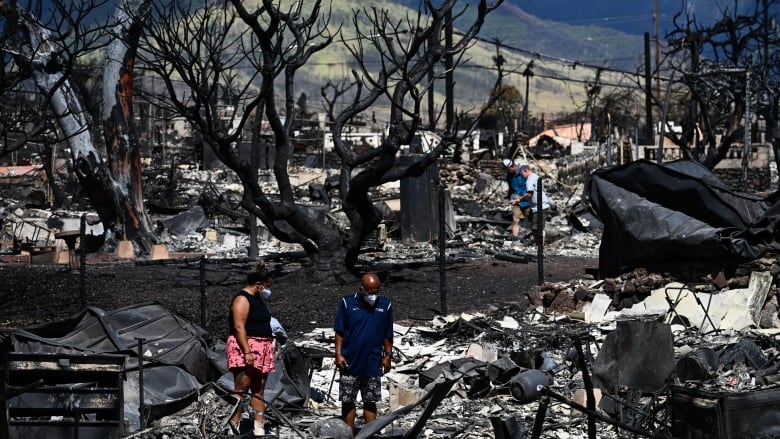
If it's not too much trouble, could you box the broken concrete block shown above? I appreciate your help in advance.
[583,293,612,323]
[465,342,497,362]
[717,271,772,331]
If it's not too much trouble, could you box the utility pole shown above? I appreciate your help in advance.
[740,71,752,191]
[522,61,534,132]
[654,0,660,98]
[445,8,453,130]
[644,32,653,141]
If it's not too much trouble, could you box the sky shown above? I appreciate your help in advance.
[518,0,767,36]
[30,0,772,37]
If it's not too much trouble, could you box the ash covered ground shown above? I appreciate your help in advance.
[0,255,597,338]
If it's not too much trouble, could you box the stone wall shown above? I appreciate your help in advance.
[554,148,605,187]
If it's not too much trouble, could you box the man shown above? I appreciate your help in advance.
[505,160,530,237]
[518,164,551,244]
[333,273,394,434]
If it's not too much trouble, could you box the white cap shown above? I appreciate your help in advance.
[502,159,512,168]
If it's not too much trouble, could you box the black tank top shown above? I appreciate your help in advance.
[228,290,272,337]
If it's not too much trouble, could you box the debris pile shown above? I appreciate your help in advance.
[1,158,601,265]
[7,256,780,439]
[5,157,780,438]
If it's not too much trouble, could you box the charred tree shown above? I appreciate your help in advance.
[139,0,503,280]
[662,0,780,170]
[102,0,155,249]
[327,0,503,273]
[3,0,156,251]
[0,2,53,162]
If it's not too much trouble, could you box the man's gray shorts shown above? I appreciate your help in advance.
[339,374,382,403]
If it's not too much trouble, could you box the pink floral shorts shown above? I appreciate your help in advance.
[226,335,276,373]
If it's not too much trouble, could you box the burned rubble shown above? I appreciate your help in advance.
[3,157,780,438]
[6,264,780,439]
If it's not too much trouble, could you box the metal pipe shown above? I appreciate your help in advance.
[536,178,544,285]
[438,165,447,315]
[200,256,206,328]
[79,213,86,309]
[136,337,146,428]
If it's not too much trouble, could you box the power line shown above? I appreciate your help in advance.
[461,31,673,82]
[554,13,655,27]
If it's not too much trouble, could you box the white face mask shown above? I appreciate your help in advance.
[260,288,272,300]
[364,294,378,306]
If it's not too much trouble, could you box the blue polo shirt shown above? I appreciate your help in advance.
[507,169,530,208]
[334,292,394,377]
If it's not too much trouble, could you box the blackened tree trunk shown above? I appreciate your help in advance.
[14,0,155,251]
[101,0,155,250]
[139,0,503,281]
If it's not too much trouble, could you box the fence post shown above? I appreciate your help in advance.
[136,337,147,428]
[79,214,87,309]
[437,168,447,315]
[200,256,206,328]
[536,178,545,286]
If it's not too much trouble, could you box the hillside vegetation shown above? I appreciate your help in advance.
[137,0,645,126]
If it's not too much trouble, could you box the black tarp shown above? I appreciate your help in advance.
[3,302,309,433]
[587,159,780,277]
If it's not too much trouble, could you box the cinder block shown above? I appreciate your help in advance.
[116,240,135,260]
[150,244,169,260]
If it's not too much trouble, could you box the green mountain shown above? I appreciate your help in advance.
[294,0,645,120]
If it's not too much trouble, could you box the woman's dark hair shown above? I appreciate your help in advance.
[246,261,271,284]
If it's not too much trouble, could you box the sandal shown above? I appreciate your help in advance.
[221,419,240,435]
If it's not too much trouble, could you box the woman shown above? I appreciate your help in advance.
[225,264,276,437]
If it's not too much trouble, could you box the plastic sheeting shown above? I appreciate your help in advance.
[587,159,780,277]
[8,302,212,382]
[4,302,309,433]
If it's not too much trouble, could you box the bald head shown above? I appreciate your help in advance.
[361,273,381,293]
